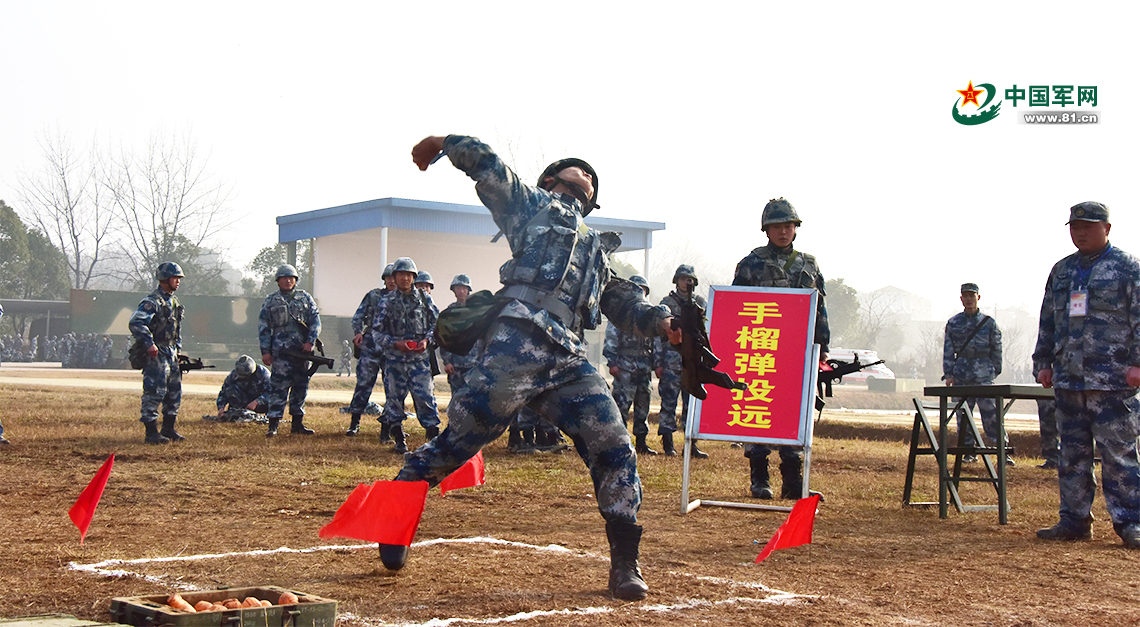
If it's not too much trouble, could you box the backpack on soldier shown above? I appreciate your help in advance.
[128,338,148,370]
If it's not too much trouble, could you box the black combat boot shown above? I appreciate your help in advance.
[346,413,361,437]
[290,415,315,435]
[661,433,676,457]
[160,416,185,442]
[1037,516,1093,541]
[779,457,823,501]
[750,454,773,499]
[266,417,280,437]
[635,434,658,456]
[507,426,522,452]
[391,423,408,454]
[379,543,409,570]
[378,421,393,444]
[144,420,170,445]
[690,441,709,459]
[425,425,440,440]
[606,519,649,601]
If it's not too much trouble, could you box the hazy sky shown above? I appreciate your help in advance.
[2,1,1136,322]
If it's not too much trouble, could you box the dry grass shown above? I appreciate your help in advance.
[1,379,1138,627]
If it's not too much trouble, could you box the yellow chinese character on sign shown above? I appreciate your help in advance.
[735,326,780,351]
[739,302,781,325]
[726,403,773,429]
[732,379,775,403]
[734,352,777,377]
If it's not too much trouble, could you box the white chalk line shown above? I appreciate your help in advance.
[69,536,814,624]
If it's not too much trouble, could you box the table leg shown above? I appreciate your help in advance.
[939,396,949,519]
[997,395,1008,525]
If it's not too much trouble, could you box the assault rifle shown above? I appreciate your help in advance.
[177,355,216,373]
[816,355,886,400]
[671,296,747,400]
[281,339,335,376]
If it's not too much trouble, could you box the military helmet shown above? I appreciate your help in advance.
[382,263,395,279]
[415,270,434,288]
[392,257,418,274]
[629,275,650,295]
[761,197,802,229]
[450,274,472,289]
[275,264,299,279]
[672,264,699,286]
[235,355,256,377]
[537,158,600,216]
[155,262,185,281]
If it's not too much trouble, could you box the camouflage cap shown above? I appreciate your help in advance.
[960,283,980,294]
[1067,201,1109,224]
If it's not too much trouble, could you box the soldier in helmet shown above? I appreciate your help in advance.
[347,263,396,438]
[733,198,829,501]
[415,271,435,294]
[654,264,709,458]
[129,262,187,444]
[258,263,321,437]
[440,274,477,398]
[372,257,441,454]
[605,276,659,455]
[404,134,679,601]
[216,355,271,419]
[943,282,1005,463]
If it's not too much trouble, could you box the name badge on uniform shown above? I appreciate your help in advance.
[1070,289,1088,317]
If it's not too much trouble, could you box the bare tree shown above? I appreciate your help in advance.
[102,131,236,291]
[16,130,115,289]
[852,289,904,350]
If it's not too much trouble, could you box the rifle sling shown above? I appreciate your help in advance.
[952,315,992,361]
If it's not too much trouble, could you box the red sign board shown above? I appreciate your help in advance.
[689,286,819,446]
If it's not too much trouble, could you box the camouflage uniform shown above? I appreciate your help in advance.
[733,239,830,494]
[654,290,707,435]
[398,135,669,529]
[258,287,321,420]
[439,304,481,396]
[338,339,353,376]
[372,288,440,431]
[943,309,1004,447]
[1036,398,1060,467]
[216,365,271,413]
[1033,239,1140,537]
[349,287,388,414]
[129,287,184,425]
[605,321,655,438]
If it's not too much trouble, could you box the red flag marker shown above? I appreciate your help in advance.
[755,493,822,563]
[69,454,115,544]
[439,451,485,496]
[319,480,429,546]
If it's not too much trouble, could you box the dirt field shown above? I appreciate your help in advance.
[1,372,1138,627]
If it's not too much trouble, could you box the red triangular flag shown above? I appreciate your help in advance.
[755,493,821,563]
[69,454,115,544]
[439,451,485,496]
[319,480,429,545]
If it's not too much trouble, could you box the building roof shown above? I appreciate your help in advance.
[277,197,665,252]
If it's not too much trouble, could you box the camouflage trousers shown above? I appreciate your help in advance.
[1054,389,1140,526]
[267,354,310,419]
[656,367,691,435]
[397,317,641,524]
[447,367,471,397]
[952,392,1004,447]
[382,357,440,429]
[140,348,181,423]
[349,346,385,414]
[513,405,560,439]
[1037,398,1060,464]
[613,367,652,437]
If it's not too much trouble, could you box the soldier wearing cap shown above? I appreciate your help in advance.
[347,263,396,438]
[733,198,829,500]
[258,263,321,437]
[943,282,1005,462]
[654,264,708,458]
[129,262,187,444]
[216,355,271,418]
[1034,201,1140,547]
[605,276,659,455]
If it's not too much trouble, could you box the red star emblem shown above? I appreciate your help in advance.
[957,81,984,108]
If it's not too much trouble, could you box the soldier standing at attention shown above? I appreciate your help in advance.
[943,283,1006,464]
[129,262,186,445]
[258,264,321,437]
[347,263,395,438]
[372,257,440,455]
[605,275,658,456]
[733,198,828,500]
[1034,201,1140,547]
[399,134,678,601]
[216,355,271,418]
[655,264,708,458]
